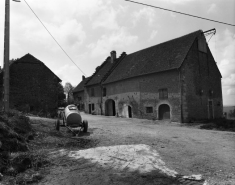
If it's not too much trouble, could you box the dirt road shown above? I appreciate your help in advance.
[29,113,235,185]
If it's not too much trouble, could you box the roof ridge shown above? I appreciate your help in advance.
[16,53,61,82]
[127,30,202,57]
[101,52,127,83]
[177,30,202,69]
[85,56,110,86]
[73,76,91,93]
[102,29,203,85]
[18,53,43,63]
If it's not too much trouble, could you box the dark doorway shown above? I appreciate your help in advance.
[105,99,116,116]
[208,100,214,119]
[89,104,92,114]
[128,106,132,118]
[159,104,170,120]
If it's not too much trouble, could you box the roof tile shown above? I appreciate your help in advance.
[103,30,201,84]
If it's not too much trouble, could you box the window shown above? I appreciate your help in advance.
[146,107,153,113]
[159,88,168,99]
[92,104,95,111]
[77,97,82,101]
[103,88,106,97]
[91,88,95,97]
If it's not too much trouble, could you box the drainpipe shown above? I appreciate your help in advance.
[178,69,183,123]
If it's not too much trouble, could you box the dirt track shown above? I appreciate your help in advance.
[29,113,235,185]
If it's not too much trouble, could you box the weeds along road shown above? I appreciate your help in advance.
[30,113,235,185]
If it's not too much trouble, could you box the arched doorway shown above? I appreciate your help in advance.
[159,104,170,120]
[128,106,132,118]
[105,99,116,116]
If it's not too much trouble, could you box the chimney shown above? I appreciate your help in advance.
[110,50,116,63]
[82,75,85,81]
[121,52,127,57]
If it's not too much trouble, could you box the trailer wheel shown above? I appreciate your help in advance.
[83,120,88,133]
[56,119,60,131]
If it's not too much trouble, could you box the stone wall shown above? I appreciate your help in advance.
[180,38,223,122]
[73,91,85,110]
[103,70,181,121]
[84,84,102,115]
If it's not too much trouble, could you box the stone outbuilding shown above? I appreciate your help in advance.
[75,30,223,122]
[0,53,62,114]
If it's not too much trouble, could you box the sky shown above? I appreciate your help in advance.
[0,0,234,106]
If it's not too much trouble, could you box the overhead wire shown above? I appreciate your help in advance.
[23,0,87,76]
[125,0,235,27]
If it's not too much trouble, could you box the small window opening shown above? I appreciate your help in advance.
[159,88,168,99]
[146,107,153,113]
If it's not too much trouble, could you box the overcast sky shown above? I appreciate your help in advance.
[0,0,234,106]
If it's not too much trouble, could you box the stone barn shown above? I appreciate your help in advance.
[75,29,223,122]
[0,53,62,115]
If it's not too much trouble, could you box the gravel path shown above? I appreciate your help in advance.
[29,114,235,185]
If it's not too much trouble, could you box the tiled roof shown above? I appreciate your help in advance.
[73,77,91,93]
[86,53,126,86]
[15,53,43,64]
[103,30,202,84]
[3,53,62,82]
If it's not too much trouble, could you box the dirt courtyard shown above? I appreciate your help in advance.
[28,113,235,185]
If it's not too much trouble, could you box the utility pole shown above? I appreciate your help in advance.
[3,0,10,113]
[3,0,20,112]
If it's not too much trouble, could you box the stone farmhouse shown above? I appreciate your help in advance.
[0,53,62,114]
[73,30,223,122]
[73,75,91,111]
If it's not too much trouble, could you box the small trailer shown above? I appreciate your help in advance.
[55,104,88,136]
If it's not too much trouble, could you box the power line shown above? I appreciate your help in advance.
[125,0,235,27]
[23,0,87,76]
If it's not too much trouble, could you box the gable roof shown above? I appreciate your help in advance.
[13,53,43,64]
[85,53,126,86]
[73,77,91,93]
[9,53,62,82]
[103,30,202,84]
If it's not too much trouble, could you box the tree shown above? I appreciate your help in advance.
[64,82,74,104]
[229,107,235,118]
[58,83,66,107]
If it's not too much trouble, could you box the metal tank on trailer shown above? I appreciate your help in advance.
[55,104,88,136]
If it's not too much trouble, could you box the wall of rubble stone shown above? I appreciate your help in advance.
[84,84,102,114]
[103,70,181,121]
[180,38,223,122]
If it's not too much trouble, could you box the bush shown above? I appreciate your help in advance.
[200,118,235,131]
[0,110,33,175]
[213,118,235,129]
